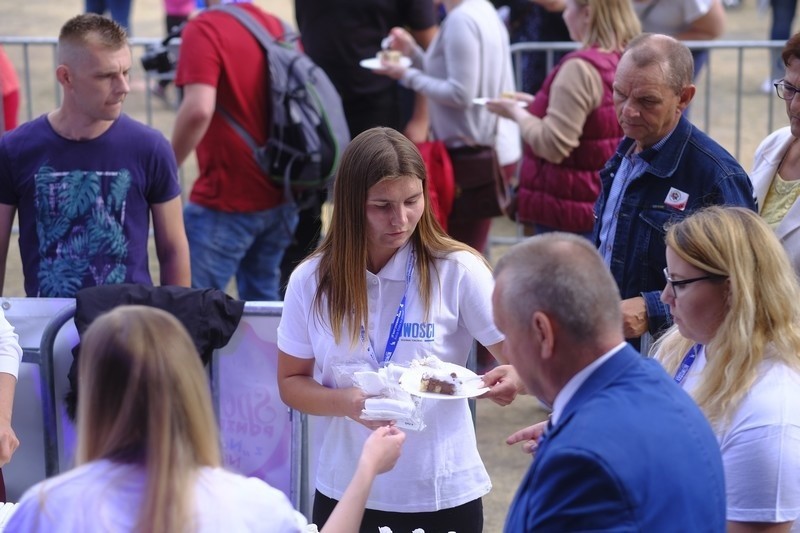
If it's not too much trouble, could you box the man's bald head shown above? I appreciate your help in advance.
[621,33,694,96]
[494,233,624,346]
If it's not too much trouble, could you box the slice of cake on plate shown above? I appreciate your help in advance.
[377,49,403,64]
[419,369,462,395]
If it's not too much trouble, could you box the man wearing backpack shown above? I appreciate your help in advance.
[172,0,299,301]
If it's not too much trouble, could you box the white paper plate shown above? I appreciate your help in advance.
[472,97,527,107]
[398,362,489,400]
[359,56,412,70]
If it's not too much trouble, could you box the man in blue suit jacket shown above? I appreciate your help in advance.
[489,233,726,532]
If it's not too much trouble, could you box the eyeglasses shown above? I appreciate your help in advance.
[774,81,800,100]
[662,267,726,299]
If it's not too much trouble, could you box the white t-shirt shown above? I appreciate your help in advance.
[6,459,306,532]
[681,348,800,530]
[633,0,714,36]
[0,310,21,378]
[278,242,502,512]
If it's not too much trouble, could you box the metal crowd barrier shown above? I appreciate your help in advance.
[24,302,74,477]
[3,298,73,479]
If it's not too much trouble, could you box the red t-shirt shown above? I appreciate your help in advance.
[175,4,283,212]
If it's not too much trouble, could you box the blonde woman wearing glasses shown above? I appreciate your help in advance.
[654,206,800,533]
[751,32,800,273]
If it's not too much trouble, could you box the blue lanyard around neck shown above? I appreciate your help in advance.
[361,250,415,366]
[673,343,702,385]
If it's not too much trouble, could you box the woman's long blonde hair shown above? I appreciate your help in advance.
[312,127,483,346]
[75,306,221,533]
[577,0,641,51]
[653,207,800,429]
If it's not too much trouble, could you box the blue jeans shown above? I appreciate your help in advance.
[184,202,299,301]
[85,0,133,33]
[771,0,799,79]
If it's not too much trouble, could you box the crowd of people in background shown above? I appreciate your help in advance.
[486,0,640,237]
[0,0,800,531]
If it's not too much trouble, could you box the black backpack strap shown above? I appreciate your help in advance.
[216,106,260,156]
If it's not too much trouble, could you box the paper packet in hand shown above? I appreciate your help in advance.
[331,359,376,389]
[356,364,425,431]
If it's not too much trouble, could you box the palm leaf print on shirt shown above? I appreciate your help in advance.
[34,167,132,297]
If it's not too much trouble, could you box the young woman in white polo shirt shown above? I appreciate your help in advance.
[277,127,509,532]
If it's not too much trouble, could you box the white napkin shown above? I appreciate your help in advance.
[355,365,424,430]
[364,397,416,419]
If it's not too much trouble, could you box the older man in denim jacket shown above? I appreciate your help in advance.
[594,33,756,352]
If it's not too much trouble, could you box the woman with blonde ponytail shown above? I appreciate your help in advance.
[654,206,800,533]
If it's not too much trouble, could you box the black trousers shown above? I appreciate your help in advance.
[312,489,484,533]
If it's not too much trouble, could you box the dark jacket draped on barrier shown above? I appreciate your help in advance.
[66,284,245,419]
